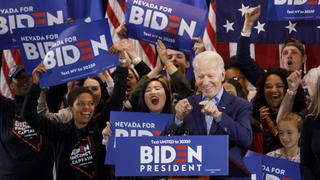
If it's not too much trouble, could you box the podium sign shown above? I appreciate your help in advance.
[105,111,173,164]
[115,136,228,176]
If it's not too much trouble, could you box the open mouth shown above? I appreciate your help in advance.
[80,112,92,118]
[271,94,280,100]
[287,60,293,66]
[151,96,160,105]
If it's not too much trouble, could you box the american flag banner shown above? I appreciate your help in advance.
[0,49,22,99]
[204,0,319,70]
[106,0,156,68]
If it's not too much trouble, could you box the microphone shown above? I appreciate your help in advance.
[167,123,179,136]
[183,124,192,136]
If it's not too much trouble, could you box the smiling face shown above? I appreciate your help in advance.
[10,70,32,97]
[167,49,189,74]
[126,69,138,97]
[280,45,306,72]
[144,80,167,113]
[72,93,95,129]
[194,60,225,99]
[83,78,101,106]
[278,120,300,150]
[264,74,285,110]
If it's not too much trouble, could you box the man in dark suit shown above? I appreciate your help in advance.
[164,51,253,179]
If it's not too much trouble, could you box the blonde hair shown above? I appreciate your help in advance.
[304,66,320,118]
[278,113,302,132]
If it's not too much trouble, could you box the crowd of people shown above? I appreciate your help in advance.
[0,4,319,180]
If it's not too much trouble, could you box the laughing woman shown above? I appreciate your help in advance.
[22,64,127,180]
[251,68,306,154]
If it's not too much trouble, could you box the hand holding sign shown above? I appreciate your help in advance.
[102,122,112,146]
[156,40,170,65]
[32,64,47,85]
[192,37,206,56]
[116,23,128,40]
[175,98,193,120]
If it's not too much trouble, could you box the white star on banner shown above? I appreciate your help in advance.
[223,20,234,33]
[238,4,249,17]
[254,21,266,34]
[285,21,297,34]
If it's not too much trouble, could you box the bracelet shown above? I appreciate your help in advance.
[287,89,296,96]
[132,57,141,65]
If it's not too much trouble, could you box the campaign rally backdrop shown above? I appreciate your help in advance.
[0,0,68,50]
[115,136,229,176]
[38,18,118,87]
[125,0,208,52]
[268,0,320,21]
[244,151,302,180]
[105,111,173,165]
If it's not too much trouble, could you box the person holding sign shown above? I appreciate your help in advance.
[164,51,253,178]
[21,63,128,180]
[300,66,320,180]
[0,66,54,180]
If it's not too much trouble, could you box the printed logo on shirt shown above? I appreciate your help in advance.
[69,137,95,179]
[11,113,42,152]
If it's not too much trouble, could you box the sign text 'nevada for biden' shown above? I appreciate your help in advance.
[105,111,173,165]
[0,0,68,49]
[268,0,320,21]
[125,0,207,52]
[115,136,228,176]
[39,19,118,87]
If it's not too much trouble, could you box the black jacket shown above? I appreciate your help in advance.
[22,66,127,180]
[0,95,54,180]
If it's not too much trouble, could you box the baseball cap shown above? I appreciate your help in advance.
[8,65,25,79]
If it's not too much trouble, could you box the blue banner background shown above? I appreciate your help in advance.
[267,1,320,21]
[115,136,229,176]
[105,111,173,165]
[125,0,208,52]
[0,0,68,50]
[244,151,302,180]
[39,19,118,87]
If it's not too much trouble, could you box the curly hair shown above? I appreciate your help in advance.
[252,68,306,121]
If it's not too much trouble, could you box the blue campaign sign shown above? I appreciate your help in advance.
[268,0,320,21]
[14,21,88,75]
[125,0,208,52]
[0,0,68,50]
[105,111,173,165]
[38,18,118,87]
[115,136,229,176]
[244,151,302,180]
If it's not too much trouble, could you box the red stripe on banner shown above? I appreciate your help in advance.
[165,28,178,34]
[107,2,120,28]
[177,152,187,157]
[36,19,47,24]
[168,15,181,22]
[305,44,320,70]
[254,44,280,69]
[76,41,90,47]
[307,1,317,5]
[81,54,93,61]
[139,41,156,67]
[32,12,45,17]
[169,22,179,28]
[175,158,187,163]
[175,145,187,150]
[81,47,92,54]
